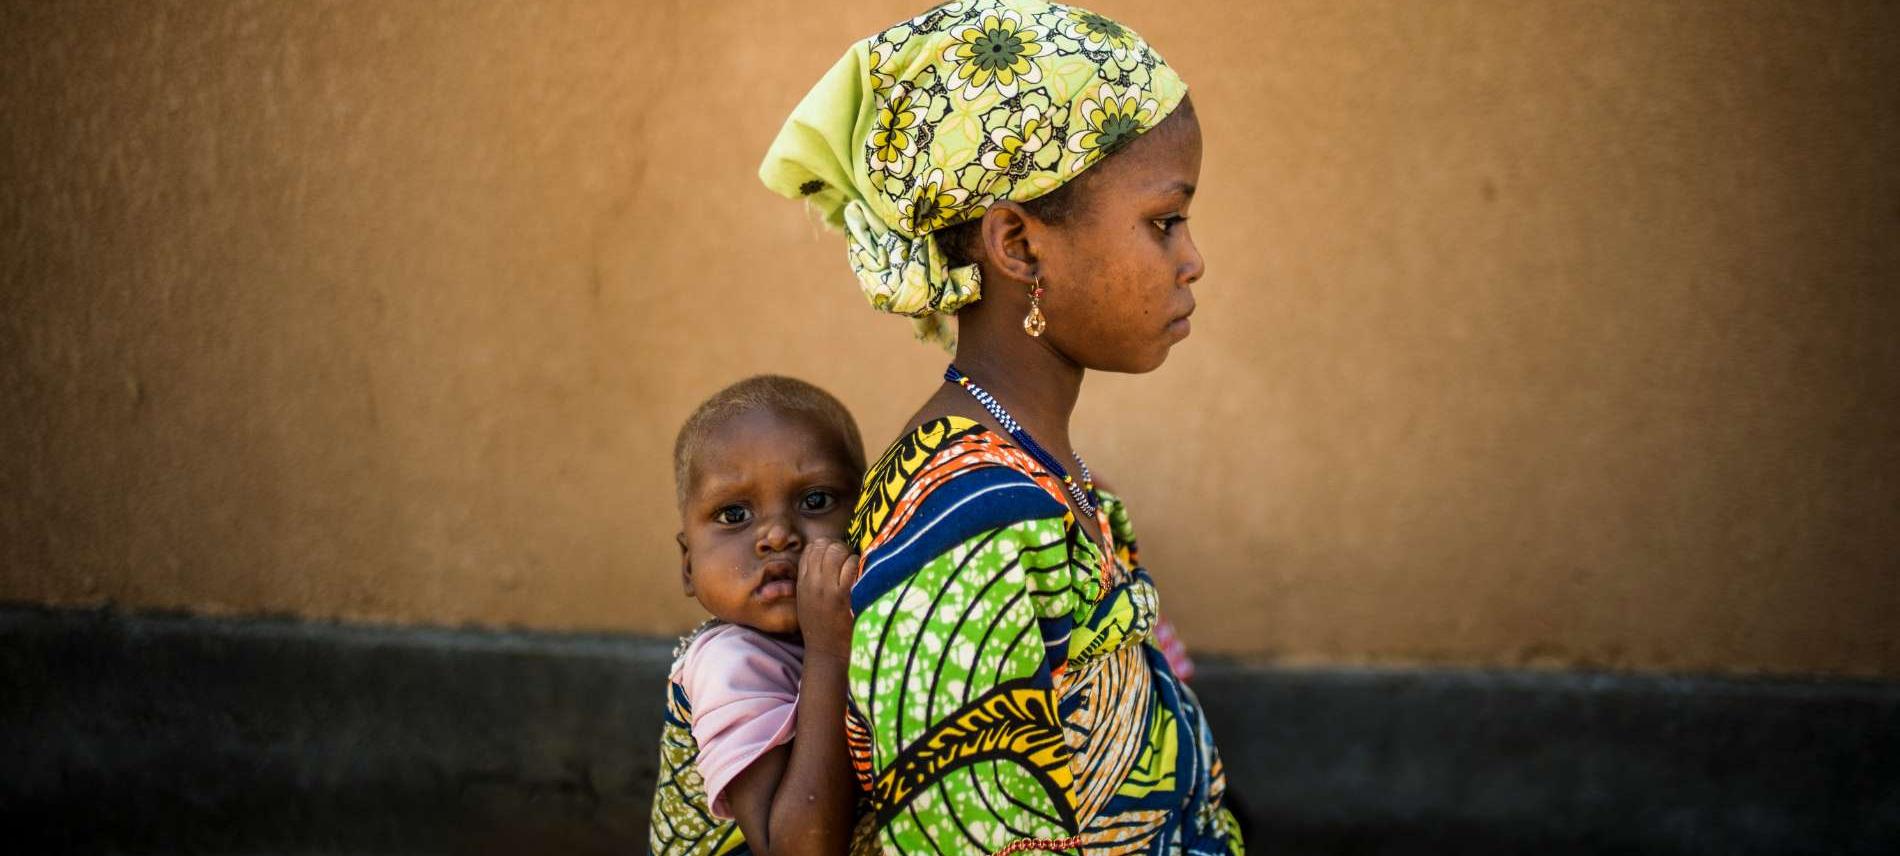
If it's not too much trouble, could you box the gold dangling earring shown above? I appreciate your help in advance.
[1023,277,1047,337]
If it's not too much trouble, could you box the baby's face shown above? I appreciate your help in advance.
[676,409,860,636]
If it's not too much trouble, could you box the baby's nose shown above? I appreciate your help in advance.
[756,518,802,553]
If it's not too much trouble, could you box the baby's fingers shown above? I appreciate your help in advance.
[813,539,851,573]
[837,554,862,589]
[798,539,850,593]
[798,539,829,574]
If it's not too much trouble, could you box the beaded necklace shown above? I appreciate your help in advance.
[945,364,1098,518]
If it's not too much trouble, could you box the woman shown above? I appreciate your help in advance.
[761,2,1240,853]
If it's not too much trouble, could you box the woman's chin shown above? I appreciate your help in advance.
[1125,342,1177,374]
[1070,336,1165,373]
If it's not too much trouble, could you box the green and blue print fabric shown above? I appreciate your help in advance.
[844,416,1242,854]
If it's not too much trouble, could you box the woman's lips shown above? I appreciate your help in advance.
[1168,302,1196,338]
[757,579,797,601]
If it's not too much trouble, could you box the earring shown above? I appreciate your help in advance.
[1023,277,1047,337]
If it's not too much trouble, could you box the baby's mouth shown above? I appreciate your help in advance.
[756,558,797,602]
[757,579,797,601]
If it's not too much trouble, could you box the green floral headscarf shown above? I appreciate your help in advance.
[760,0,1188,347]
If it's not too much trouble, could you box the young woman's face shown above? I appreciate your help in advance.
[1035,104,1205,374]
[676,409,859,636]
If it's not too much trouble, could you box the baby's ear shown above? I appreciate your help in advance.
[676,532,694,597]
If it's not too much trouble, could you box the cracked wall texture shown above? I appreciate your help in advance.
[3,0,1897,676]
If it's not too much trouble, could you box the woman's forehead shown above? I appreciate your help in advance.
[1090,114,1203,193]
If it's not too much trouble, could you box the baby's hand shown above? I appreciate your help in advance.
[797,539,860,661]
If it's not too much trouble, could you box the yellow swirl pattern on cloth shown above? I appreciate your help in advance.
[760,0,1188,348]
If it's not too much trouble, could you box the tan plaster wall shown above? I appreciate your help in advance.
[4,0,1896,676]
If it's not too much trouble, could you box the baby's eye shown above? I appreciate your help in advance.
[801,490,838,513]
[714,505,750,525]
[1152,215,1188,235]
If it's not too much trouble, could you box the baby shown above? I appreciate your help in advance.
[647,375,865,856]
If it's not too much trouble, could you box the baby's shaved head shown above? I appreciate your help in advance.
[673,375,865,508]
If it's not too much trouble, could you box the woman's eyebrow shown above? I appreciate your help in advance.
[1151,180,1196,198]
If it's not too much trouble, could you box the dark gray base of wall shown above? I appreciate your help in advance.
[4,606,1896,855]
[1193,663,1900,855]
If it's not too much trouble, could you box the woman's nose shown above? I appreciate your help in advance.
[1180,239,1206,286]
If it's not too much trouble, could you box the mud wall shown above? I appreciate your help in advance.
[4,0,1895,675]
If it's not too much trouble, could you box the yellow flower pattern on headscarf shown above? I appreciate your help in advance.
[942,9,1048,100]
[759,0,1187,348]
[1066,84,1160,172]
[870,84,924,175]
[980,104,1051,173]
[1058,7,1138,63]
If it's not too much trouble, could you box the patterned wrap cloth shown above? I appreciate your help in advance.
[842,417,1243,855]
[759,0,1189,348]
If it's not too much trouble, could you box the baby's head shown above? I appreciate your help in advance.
[673,375,865,635]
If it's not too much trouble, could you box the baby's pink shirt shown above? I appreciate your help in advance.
[673,623,804,819]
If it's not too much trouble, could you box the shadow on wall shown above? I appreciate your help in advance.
[6,607,1898,855]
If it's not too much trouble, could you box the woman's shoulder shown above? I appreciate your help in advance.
[847,415,1070,552]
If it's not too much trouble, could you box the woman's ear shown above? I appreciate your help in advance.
[979,201,1040,283]
[677,532,695,597]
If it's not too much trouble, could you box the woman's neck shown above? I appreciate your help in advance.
[950,311,1085,458]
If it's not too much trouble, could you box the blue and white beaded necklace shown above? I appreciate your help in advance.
[945,364,1099,518]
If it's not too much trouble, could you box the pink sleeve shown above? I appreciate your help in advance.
[1153,615,1196,682]
[678,627,804,819]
